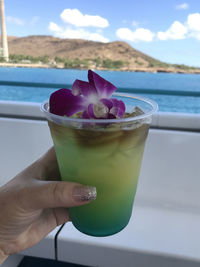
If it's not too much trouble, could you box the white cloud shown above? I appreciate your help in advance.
[49,23,109,43]
[88,32,109,42]
[116,28,133,41]
[187,13,200,31]
[116,27,155,42]
[6,16,39,27]
[190,32,200,40]
[175,3,189,10]
[49,22,62,33]
[157,21,187,40]
[60,9,109,28]
[6,16,24,25]
[116,12,200,43]
[186,13,200,40]
[48,9,109,43]
[156,13,200,41]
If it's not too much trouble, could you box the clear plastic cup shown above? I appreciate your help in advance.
[41,93,158,237]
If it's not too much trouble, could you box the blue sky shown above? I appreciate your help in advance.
[3,0,200,67]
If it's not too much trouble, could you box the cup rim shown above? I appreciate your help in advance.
[41,93,158,124]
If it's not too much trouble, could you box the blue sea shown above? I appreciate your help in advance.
[0,67,200,113]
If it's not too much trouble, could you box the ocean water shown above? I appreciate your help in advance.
[0,67,200,113]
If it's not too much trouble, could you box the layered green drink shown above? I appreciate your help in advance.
[41,70,157,236]
[49,120,148,236]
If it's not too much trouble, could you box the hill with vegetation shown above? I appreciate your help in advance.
[0,35,200,73]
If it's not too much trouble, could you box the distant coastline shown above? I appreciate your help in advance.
[1,35,200,74]
[1,62,200,74]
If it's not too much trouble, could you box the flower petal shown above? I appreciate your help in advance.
[82,110,90,119]
[88,70,117,98]
[110,98,126,118]
[49,70,126,121]
[72,79,97,97]
[50,88,84,116]
[100,98,113,110]
[87,103,96,118]
[109,107,119,116]
[108,113,116,119]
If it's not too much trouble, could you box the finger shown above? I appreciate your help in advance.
[38,147,61,181]
[52,207,71,225]
[20,180,97,211]
[40,147,57,165]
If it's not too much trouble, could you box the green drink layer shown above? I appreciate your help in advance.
[48,120,149,237]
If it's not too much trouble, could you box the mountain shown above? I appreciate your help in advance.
[1,35,200,73]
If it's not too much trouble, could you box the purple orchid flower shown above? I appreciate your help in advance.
[50,70,125,119]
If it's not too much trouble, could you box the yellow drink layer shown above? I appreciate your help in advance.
[48,121,149,237]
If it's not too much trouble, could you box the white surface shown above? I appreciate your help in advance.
[137,129,200,211]
[0,118,52,186]
[57,129,200,266]
[158,111,200,130]
[0,100,42,118]
[58,208,200,267]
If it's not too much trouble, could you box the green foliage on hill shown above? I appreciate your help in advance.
[9,54,49,64]
[172,64,198,70]
[2,53,199,72]
[62,57,125,70]
[63,58,90,69]
[54,57,125,69]
[148,58,171,68]
[101,59,124,69]
[148,58,200,70]
[6,54,126,70]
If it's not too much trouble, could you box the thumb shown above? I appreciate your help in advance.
[20,180,97,211]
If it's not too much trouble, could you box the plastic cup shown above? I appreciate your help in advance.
[41,93,158,237]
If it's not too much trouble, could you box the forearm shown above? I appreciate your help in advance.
[0,247,8,264]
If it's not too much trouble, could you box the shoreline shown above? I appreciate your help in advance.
[1,62,200,74]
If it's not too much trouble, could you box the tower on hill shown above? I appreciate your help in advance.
[0,0,9,61]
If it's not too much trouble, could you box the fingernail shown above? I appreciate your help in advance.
[73,186,97,202]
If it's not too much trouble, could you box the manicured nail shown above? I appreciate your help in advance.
[73,186,97,202]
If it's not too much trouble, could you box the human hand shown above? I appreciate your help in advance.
[0,148,96,263]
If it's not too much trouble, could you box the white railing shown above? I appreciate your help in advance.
[0,100,200,131]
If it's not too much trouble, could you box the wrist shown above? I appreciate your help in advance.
[0,247,8,264]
